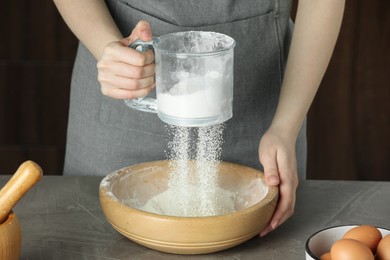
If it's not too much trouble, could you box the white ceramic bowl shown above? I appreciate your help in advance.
[305,225,390,260]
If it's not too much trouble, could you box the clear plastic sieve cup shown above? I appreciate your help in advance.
[124,31,235,127]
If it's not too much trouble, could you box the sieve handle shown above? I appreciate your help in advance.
[124,39,157,113]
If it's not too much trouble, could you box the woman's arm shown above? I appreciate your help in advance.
[259,0,345,236]
[53,0,155,99]
[274,0,345,138]
[53,0,123,60]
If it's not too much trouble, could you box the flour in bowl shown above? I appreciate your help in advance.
[140,184,236,217]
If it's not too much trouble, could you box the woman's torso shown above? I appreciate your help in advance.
[64,0,306,178]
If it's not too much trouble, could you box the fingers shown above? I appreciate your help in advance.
[260,147,280,186]
[128,20,153,43]
[260,177,297,237]
[101,83,155,100]
[97,22,156,99]
[98,56,155,79]
[106,44,154,67]
[99,73,154,92]
[98,48,155,99]
[258,133,298,237]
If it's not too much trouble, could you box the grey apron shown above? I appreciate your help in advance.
[64,0,307,179]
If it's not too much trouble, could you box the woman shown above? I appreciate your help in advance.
[54,0,345,236]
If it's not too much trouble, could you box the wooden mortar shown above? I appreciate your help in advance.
[0,161,42,259]
[0,211,21,260]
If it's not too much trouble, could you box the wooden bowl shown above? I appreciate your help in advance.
[99,160,278,254]
[0,211,22,260]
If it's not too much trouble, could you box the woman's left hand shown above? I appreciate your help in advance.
[258,126,298,237]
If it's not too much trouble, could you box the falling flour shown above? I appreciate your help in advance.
[140,124,235,217]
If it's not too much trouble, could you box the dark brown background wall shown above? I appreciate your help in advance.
[0,0,389,179]
[0,1,76,175]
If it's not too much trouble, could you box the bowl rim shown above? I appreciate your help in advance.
[100,160,278,220]
[305,224,390,260]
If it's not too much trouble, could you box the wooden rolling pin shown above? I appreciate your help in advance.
[0,161,42,224]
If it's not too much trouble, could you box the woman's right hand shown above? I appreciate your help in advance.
[97,20,155,99]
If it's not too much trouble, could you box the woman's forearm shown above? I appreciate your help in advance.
[271,0,345,138]
[54,0,123,60]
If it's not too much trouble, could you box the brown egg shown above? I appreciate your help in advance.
[342,225,382,253]
[376,234,390,260]
[320,252,332,260]
[330,238,374,260]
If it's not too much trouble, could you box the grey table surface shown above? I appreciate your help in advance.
[1,176,389,260]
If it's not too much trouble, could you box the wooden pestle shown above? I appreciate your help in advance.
[0,161,42,224]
